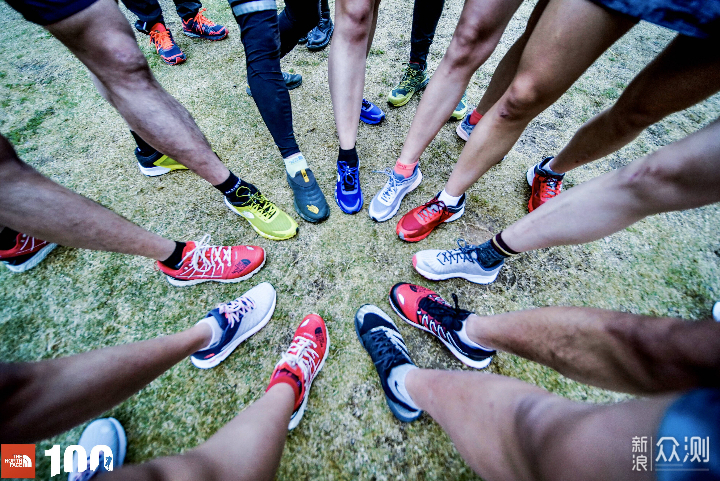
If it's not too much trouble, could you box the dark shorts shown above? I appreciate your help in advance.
[5,0,100,25]
[590,0,720,38]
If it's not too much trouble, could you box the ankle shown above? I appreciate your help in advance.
[338,147,358,167]
[393,159,417,178]
[438,189,463,207]
[469,109,483,125]
[284,152,309,177]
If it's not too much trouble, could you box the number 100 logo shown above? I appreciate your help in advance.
[44,445,115,477]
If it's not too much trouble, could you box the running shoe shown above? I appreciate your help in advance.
[360,98,385,125]
[354,304,422,422]
[387,63,429,107]
[412,238,503,284]
[191,282,276,369]
[135,148,188,177]
[267,313,329,430]
[389,283,495,369]
[456,112,474,141]
[287,168,330,223]
[396,193,465,242]
[368,166,423,222]
[298,34,309,43]
[0,233,57,273]
[527,156,564,212]
[182,8,228,40]
[67,417,126,481]
[157,235,265,286]
[336,160,363,214]
[225,186,299,240]
[149,24,186,65]
[246,72,302,96]
[450,91,469,120]
[306,17,333,51]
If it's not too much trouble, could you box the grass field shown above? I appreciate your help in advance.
[1,0,719,478]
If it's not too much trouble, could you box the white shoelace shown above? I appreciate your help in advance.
[281,334,319,382]
[180,234,232,276]
[218,296,255,328]
[374,169,401,203]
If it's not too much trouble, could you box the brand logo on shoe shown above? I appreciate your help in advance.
[314,327,326,348]
[241,211,255,219]
[307,205,319,214]
[231,259,251,275]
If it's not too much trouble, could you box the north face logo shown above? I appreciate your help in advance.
[314,327,326,348]
[231,259,252,275]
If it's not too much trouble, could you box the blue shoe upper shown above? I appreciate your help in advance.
[360,98,385,125]
[336,160,363,214]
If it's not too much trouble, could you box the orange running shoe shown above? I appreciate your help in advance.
[182,8,228,40]
[267,313,329,430]
[527,156,564,212]
[157,235,265,286]
[149,23,186,65]
[396,193,465,242]
[0,232,57,272]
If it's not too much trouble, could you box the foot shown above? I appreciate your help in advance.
[246,72,302,96]
[298,33,309,44]
[0,233,57,273]
[68,418,126,481]
[412,238,503,284]
[387,63,429,107]
[369,166,423,222]
[306,17,333,51]
[268,313,329,430]
[335,160,363,214]
[149,24,186,65]
[396,193,465,242]
[389,283,495,368]
[287,168,330,223]
[157,234,266,286]
[360,98,385,125]
[450,91,469,120]
[527,156,563,212]
[182,8,228,40]
[456,112,474,141]
[135,148,188,177]
[354,304,422,422]
[191,282,276,369]
[225,186,299,240]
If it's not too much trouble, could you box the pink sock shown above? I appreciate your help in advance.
[393,160,418,178]
[469,109,483,125]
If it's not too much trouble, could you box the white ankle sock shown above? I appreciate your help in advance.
[284,152,309,177]
[387,364,419,410]
[456,320,491,350]
[438,189,463,207]
[196,317,224,350]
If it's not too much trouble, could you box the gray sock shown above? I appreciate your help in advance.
[387,364,419,410]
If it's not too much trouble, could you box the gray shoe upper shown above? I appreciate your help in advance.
[369,167,422,222]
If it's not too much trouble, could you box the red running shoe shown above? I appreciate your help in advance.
[396,193,465,242]
[157,235,265,286]
[182,8,228,40]
[527,156,564,212]
[149,23,186,65]
[0,233,57,272]
[267,313,329,430]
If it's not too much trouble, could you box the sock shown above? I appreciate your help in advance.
[267,369,302,405]
[538,156,564,177]
[196,317,225,350]
[475,231,518,268]
[387,364,419,410]
[455,319,491,350]
[469,109,483,125]
[438,189,463,207]
[160,241,186,269]
[393,159,417,179]
[0,227,19,250]
[338,147,358,168]
[130,131,156,156]
[284,152,309,177]
[214,172,259,205]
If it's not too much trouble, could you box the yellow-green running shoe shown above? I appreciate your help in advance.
[225,190,298,240]
[451,91,469,120]
[387,63,429,107]
[135,149,188,177]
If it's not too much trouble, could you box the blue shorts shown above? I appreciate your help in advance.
[5,0,100,25]
[590,0,720,38]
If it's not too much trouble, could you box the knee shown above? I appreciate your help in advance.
[337,2,374,43]
[96,36,152,86]
[496,74,548,122]
[615,151,685,200]
[445,20,500,69]
[608,102,665,138]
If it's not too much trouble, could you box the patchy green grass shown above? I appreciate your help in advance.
[1,0,719,479]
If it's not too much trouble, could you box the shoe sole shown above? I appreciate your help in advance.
[182,30,228,40]
[306,25,333,51]
[411,254,501,285]
[369,171,423,222]
[334,191,364,215]
[137,163,187,177]
[191,292,276,369]
[388,292,492,369]
[455,122,471,142]
[451,105,468,121]
[288,328,330,430]
[397,206,464,243]
[106,417,128,468]
[166,254,266,287]
[3,243,58,273]
[224,198,299,240]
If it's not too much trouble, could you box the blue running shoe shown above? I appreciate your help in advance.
[456,112,474,141]
[336,160,363,214]
[360,98,385,125]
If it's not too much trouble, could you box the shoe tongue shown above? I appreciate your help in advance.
[209,309,229,330]
[151,22,167,32]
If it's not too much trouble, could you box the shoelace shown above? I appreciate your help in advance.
[149,29,174,51]
[181,235,232,274]
[398,66,423,90]
[367,328,410,374]
[281,335,319,382]
[538,176,562,201]
[373,169,401,202]
[189,8,216,33]
[339,163,359,192]
[218,296,255,328]
[437,238,480,265]
[416,198,446,223]
[361,99,372,111]
[418,293,471,333]
[247,192,277,219]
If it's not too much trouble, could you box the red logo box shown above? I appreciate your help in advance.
[1,444,35,479]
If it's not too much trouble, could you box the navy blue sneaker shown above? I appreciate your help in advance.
[336,160,363,214]
[360,98,385,125]
[191,283,276,369]
[355,304,422,422]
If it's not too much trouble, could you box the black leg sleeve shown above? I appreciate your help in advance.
[278,0,320,57]
[120,0,164,26]
[173,0,202,20]
[409,0,445,67]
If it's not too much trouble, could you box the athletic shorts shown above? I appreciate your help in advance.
[5,0,100,25]
[590,0,720,38]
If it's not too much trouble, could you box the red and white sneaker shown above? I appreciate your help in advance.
[527,156,564,212]
[0,233,57,272]
[396,193,465,242]
[267,314,330,430]
[157,235,265,286]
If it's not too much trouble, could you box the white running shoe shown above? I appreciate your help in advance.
[412,239,504,284]
[369,167,423,222]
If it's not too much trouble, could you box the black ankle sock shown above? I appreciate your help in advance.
[130,131,157,157]
[338,147,358,167]
[160,241,186,269]
[214,172,259,205]
[538,156,564,177]
[475,231,519,268]
[0,227,19,250]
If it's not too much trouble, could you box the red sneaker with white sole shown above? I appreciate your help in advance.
[0,232,57,272]
[396,193,465,242]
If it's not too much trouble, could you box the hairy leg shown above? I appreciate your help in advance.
[549,34,720,174]
[0,135,174,260]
